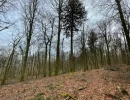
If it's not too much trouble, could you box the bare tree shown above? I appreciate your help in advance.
[95,0,130,64]
[88,30,98,68]
[20,0,38,82]
[1,35,22,85]
[114,0,130,52]
[54,0,64,75]
[0,0,16,31]
[98,20,112,65]
[48,17,55,76]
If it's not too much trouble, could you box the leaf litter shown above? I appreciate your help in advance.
[0,64,130,100]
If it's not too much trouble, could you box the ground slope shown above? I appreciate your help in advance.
[0,65,130,100]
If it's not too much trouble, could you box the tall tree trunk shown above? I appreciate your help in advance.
[115,0,130,52]
[44,44,48,77]
[70,27,74,72]
[20,0,38,81]
[20,40,30,81]
[81,25,88,71]
[49,42,52,76]
[55,0,62,76]
[49,18,54,76]
[115,0,130,65]
[61,38,64,73]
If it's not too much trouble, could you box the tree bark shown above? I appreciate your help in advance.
[55,0,62,76]
[115,0,130,52]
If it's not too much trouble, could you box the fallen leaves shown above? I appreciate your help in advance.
[0,65,130,100]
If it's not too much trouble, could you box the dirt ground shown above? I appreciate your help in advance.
[0,64,130,100]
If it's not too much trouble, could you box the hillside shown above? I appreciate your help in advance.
[0,65,130,100]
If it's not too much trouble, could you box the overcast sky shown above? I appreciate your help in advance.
[0,0,129,48]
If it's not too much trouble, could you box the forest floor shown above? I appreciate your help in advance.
[0,64,130,100]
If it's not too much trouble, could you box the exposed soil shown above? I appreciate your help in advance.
[0,64,130,100]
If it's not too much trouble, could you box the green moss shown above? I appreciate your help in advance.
[61,93,75,100]
[34,93,45,100]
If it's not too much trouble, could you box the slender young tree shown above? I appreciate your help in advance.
[43,24,49,77]
[62,0,86,72]
[48,17,55,76]
[98,20,112,65]
[1,35,22,85]
[20,0,38,82]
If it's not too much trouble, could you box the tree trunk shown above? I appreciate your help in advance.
[70,27,74,72]
[1,47,15,85]
[48,43,52,76]
[44,44,48,77]
[20,40,30,82]
[115,0,130,52]
[55,0,62,76]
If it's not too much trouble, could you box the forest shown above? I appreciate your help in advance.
[0,0,130,99]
